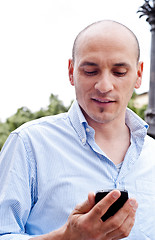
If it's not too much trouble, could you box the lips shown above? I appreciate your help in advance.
[91,97,115,103]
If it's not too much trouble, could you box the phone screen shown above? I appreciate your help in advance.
[95,190,128,221]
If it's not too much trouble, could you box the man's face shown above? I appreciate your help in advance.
[69,24,143,126]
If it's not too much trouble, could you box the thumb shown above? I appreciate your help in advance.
[74,192,95,215]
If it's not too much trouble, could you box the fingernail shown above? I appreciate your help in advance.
[112,191,119,199]
[129,200,137,211]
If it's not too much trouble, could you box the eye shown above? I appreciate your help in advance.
[84,70,98,76]
[112,66,127,77]
[113,71,126,77]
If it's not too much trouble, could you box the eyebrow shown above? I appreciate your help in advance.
[79,62,99,67]
[79,61,131,68]
[113,63,131,68]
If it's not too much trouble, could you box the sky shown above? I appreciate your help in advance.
[0,0,152,122]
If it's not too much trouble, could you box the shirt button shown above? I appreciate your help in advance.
[82,138,85,143]
[115,182,119,188]
[86,128,90,132]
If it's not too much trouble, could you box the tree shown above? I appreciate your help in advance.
[127,91,147,120]
[0,122,10,150]
[6,107,34,132]
[0,94,70,150]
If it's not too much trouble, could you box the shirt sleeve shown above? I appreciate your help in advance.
[0,132,37,239]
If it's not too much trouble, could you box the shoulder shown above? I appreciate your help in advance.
[144,134,155,149]
[145,134,155,143]
[13,112,69,135]
[3,112,70,158]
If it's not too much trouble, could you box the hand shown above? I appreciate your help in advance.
[65,190,138,240]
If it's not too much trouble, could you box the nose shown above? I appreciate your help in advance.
[94,71,114,93]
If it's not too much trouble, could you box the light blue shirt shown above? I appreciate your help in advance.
[0,100,155,240]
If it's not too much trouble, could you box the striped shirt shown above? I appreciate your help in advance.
[0,100,155,239]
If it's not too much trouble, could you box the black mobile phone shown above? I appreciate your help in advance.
[95,190,128,222]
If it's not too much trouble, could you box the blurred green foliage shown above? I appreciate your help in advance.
[0,92,147,150]
[127,91,147,120]
[0,94,71,150]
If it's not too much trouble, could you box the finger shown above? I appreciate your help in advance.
[88,190,121,221]
[73,192,95,215]
[88,192,96,206]
[105,198,138,236]
[106,207,136,240]
[116,198,138,224]
[117,208,136,238]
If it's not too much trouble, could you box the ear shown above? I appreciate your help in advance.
[68,59,74,86]
[135,61,144,89]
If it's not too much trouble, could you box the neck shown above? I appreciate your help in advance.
[87,117,131,165]
[88,117,128,141]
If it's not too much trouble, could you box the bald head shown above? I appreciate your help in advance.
[72,20,140,64]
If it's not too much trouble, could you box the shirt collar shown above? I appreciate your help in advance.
[68,100,88,145]
[125,107,148,138]
[68,100,149,144]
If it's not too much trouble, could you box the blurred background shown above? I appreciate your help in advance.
[0,0,152,148]
[0,0,151,121]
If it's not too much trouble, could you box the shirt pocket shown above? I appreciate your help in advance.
[135,179,155,237]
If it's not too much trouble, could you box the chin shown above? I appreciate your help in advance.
[89,113,114,124]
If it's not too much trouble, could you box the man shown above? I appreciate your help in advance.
[0,20,155,240]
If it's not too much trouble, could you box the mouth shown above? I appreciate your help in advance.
[91,97,116,104]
